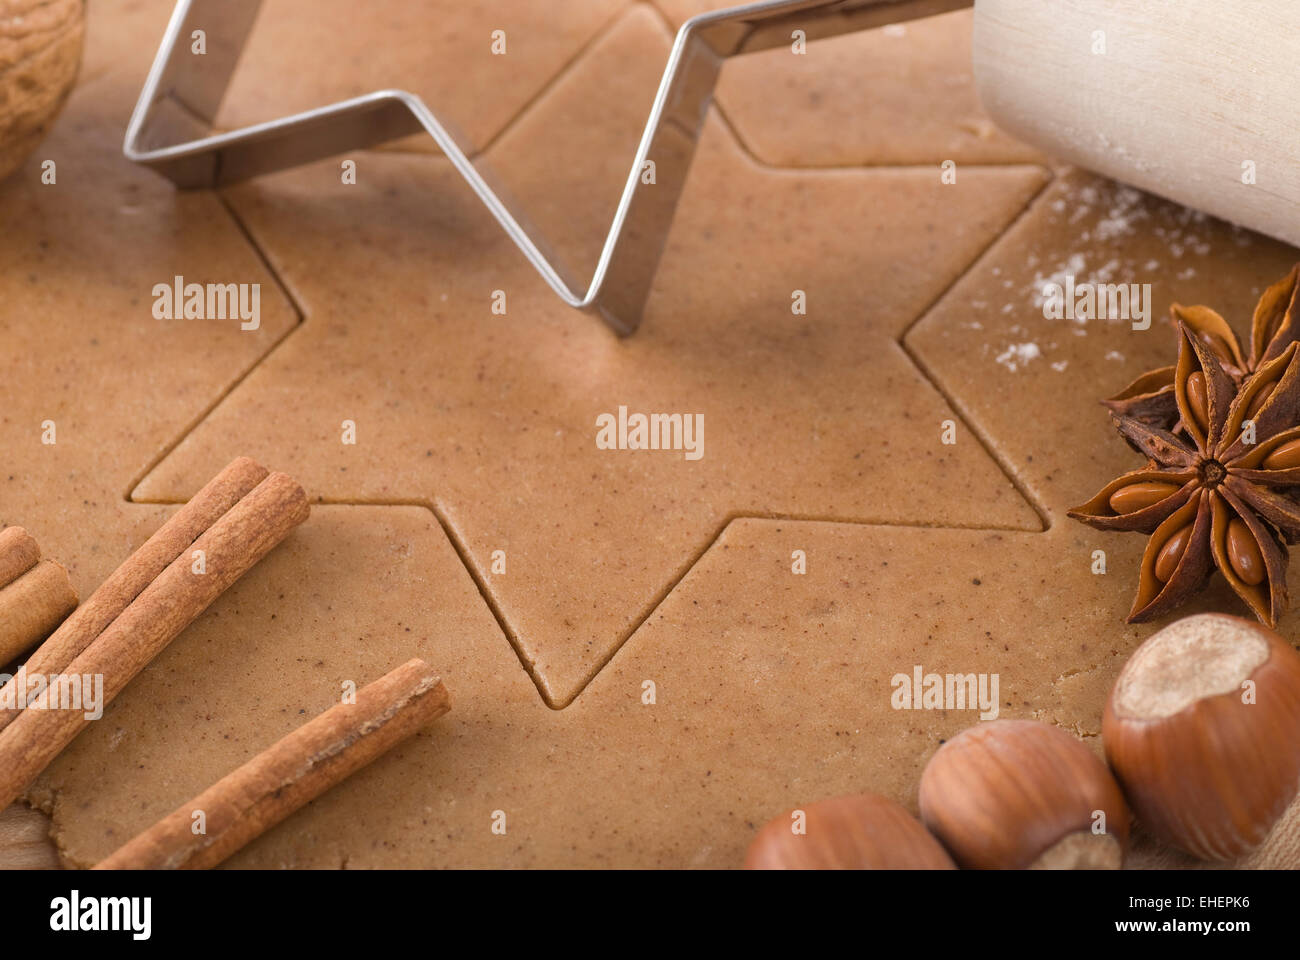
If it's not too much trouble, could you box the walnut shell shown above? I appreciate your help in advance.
[0,0,84,183]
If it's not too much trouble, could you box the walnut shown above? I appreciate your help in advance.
[0,0,84,182]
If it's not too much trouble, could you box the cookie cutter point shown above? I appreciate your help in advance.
[125,0,972,335]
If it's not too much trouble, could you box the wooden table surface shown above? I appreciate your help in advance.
[0,805,60,870]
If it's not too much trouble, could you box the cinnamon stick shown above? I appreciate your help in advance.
[0,527,41,590]
[0,471,310,812]
[0,456,268,734]
[95,659,450,870]
[0,561,78,667]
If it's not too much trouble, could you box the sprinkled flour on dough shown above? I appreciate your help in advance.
[995,342,1041,372]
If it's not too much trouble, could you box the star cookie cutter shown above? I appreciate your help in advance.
[125,0,971,334]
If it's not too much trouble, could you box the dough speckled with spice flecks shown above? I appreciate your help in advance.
[656,2,1043,166]
[211,0,631,153]
[907,170,1300,525]
[906,171,1300,638]
[27,506,529,868]
[129,2,1047,706]
[0,74,297,601]
[11,0,1292,872]
[484,4,669,280]
[29,515,1149,868]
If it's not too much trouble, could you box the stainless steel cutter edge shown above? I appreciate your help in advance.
[124,0,971,334]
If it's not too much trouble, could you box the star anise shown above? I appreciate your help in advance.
[1104,263,1300,431]
[1070,305,1300,626]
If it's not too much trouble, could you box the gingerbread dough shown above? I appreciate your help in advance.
[5,0,1295,870]
[133,6,1047,705]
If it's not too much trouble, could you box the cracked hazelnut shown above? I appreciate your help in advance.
[918,719,1130,869]
[1103,613,1300,865]
[743,792,954,869]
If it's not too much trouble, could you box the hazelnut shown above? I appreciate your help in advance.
[0,0,85,182]
[743,792,954,869]
[1103,613,1300,865]
[919,719,1130,868]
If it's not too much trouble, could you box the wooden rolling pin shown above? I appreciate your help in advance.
[973,0,1300,248]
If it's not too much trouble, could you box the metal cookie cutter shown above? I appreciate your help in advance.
[125,0,971,334]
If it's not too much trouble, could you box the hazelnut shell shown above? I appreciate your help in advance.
[744,792,954,869]
[919,719,1130,869]
[0,0,85,183]
[1103,613,1300,861]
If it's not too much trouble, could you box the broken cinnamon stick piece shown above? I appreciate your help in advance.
[95,659,450,870]
[0,471,310,812]
[0,560,78,667]
[0,527,41,591]
[0,456,268,734]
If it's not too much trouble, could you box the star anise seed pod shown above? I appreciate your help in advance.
[1070,317,1300,626]
[1104,263,1300,432]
